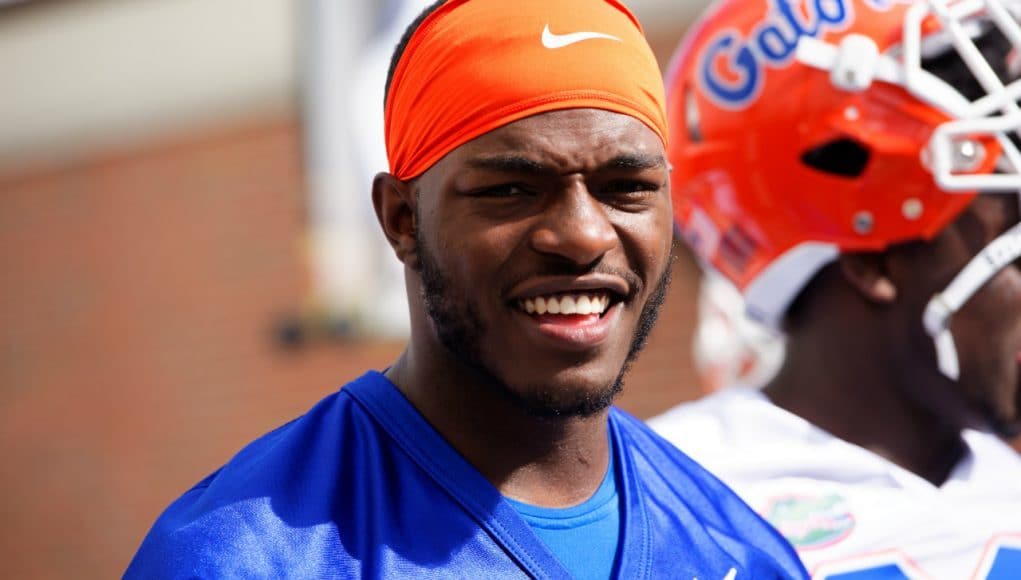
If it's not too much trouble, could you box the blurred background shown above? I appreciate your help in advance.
[0,0,715,577]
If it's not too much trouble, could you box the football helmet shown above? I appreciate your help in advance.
[667,0,1021,379]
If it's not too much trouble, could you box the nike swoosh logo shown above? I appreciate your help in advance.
[541,24,622,49]
[692,569,737,580]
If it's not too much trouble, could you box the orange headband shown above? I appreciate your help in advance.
[384,0,667,180]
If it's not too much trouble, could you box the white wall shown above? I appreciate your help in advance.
[0,0,299,170]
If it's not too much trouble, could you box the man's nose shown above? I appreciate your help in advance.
[528,182,617,266]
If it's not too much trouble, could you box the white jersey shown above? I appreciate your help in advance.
[649,389,1021,580]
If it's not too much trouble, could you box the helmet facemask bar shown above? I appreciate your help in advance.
[911,1,1021,380]
[911,0,1021,192]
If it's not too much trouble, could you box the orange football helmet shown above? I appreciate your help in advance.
[667,0,1021,350]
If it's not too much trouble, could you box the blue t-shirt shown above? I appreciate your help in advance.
[126,371,807,579]
[506,454,620,580]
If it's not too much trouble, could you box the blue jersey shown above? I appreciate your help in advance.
[126,372,806,579]
[507,454,621,580]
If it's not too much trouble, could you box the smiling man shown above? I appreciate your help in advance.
[125,1,806,578]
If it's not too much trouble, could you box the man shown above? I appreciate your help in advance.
[126,1,806,578]
[651,0,1021,577]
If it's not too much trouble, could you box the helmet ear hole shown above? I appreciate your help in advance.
[801,138,871,178]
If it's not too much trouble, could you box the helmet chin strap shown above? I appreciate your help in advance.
[923,218,1021,380]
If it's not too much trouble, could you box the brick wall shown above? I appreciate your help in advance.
[0,114,703,579]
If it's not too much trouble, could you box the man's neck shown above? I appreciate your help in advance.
[386,348,612,507]
[764,329,966,486]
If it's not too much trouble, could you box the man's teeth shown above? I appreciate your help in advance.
[519,293,611,316]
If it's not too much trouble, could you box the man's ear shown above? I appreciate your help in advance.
[838,252,898,304]
[372,172,418,268]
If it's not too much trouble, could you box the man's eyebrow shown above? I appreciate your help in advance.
[466,155,553,175]
[604,153,666,171]
[465,152,666,174]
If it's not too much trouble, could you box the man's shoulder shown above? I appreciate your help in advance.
[960,428,1021,485]
[612,400,792,509]
[125,488,361,579]
[647,388,791,456]
[611,400,773,488]
[126,370,535,578]
[611,405,743,513]
[647,389,896,485]
[610,404,723,470]
[610,406,809,578]
[125,371,392,578]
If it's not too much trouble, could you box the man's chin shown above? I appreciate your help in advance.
[495,370,627,419]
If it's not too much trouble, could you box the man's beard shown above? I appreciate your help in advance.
[415,229,672,419]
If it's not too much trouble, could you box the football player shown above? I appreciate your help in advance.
[126,1,806,578]
[651,1,1021,578]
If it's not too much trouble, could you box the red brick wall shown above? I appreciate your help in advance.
[0,115,703,579]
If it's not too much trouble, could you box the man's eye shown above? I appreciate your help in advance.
[470,184,531,198]
[601,180,661,196]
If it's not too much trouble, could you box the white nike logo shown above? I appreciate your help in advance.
[541,24,622,49]
[693,568,737,580]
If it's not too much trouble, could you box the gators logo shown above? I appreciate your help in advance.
[698,0,913,109]
[763,493,855,550]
